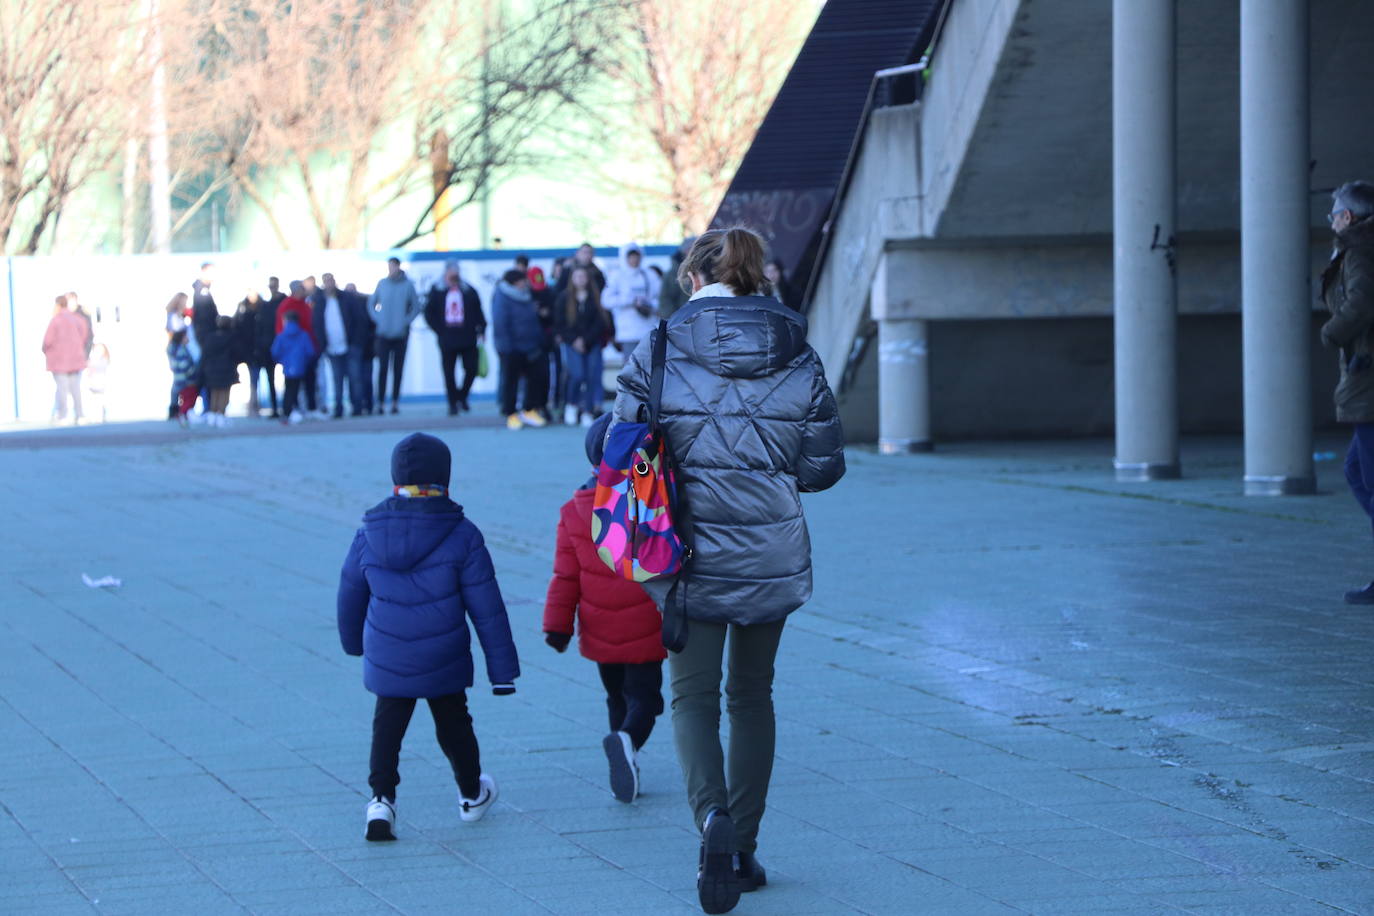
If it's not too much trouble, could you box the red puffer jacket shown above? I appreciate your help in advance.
[543,489,667,664]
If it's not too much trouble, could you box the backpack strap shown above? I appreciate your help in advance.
[646,319,669,427]
[643,318,690,653]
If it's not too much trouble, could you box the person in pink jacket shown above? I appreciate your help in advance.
[42,294,89,423]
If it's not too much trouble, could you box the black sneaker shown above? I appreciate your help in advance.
[697,809,740,914]
[735,851,766,892]
[1345,582,1374,604]
[602,731,638,803]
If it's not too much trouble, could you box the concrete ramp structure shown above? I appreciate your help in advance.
[801,0,1374,493]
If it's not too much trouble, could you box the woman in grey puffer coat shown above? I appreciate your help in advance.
[613,227,844,914]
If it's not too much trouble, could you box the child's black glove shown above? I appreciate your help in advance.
[492,683,516,696]
[544,631,572,653]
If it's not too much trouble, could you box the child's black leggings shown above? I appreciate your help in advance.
[282,377,301,416]
[597,661,665,750]
[369,693,481,801]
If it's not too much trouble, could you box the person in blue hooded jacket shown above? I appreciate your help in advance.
[337,432,520,842]
[492,268,549,430]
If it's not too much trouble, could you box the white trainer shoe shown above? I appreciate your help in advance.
[563,405,579,425]
[288,410,304,425]
[365,796,396,841]
[459,774,498,822]
[580,413,596,428]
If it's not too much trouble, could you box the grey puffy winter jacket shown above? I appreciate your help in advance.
[613,290,845,625]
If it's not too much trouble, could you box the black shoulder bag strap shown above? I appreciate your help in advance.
[647,319,668,422]
[647,320,690,653]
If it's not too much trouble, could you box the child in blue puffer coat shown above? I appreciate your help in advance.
[337,432,520,841]
[270,310,316,424]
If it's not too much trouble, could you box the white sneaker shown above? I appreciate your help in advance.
[459,774,498,822]
[580,413,596,428]
[288,410,304,425]
[603,732,639,803]
[563,405,578,425]
[519,409,548,428]
[365,796,396,841]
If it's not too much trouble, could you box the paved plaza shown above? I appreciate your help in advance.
[1,412,1372,914]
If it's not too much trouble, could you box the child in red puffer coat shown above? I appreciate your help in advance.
[543,413,666,804]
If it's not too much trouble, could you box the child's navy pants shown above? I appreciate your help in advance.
[597,661,665,751]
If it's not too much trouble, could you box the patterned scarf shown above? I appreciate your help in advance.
[393,484,448,498]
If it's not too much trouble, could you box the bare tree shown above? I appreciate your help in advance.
[608,0,814,236]
[0,0,148,254]
[393,0,622,249]
[161,0,617,251]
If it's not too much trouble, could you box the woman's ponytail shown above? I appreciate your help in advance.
[717,228,767,295]
[678,226,768,296]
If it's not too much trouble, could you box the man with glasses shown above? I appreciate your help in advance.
[1319,181,1374,602]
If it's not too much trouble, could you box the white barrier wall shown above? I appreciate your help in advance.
[0,247,672,423]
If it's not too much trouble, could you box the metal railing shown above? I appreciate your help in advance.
[800,0,956,313]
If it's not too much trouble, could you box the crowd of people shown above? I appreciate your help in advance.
[164,264,393,427]
[338,228,843,916]
[153,240,801,430]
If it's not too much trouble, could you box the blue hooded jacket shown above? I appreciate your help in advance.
[271,321,316,379]
[492,280,543,356]
[337,492,520,698]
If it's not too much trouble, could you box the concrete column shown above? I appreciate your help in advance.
[1240,0,1314,496]
[871,255,931,454]
[1112,0,1180,481]
[878,318,931,454]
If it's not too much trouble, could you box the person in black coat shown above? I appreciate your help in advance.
[190,263,218,413]
[555,264,608,425]
[199,315,239,426]
[528,266,558,414]
[764,259,800,312]
[233,291,270,416]
[424,261,486,415]
[252,287,280,417]
[553,243,607,298]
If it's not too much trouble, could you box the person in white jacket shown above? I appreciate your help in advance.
[604,242,662,350]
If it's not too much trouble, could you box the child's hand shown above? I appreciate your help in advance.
[492,684,516,696]
[544,631,572,653]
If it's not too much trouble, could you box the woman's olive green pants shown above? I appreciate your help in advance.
[668,618,786,855]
